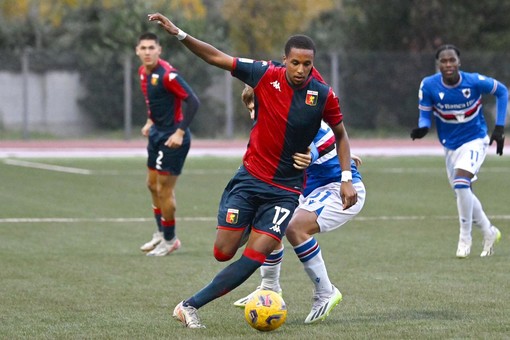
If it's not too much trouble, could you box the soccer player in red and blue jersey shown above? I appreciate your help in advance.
[411,44,507,258]
[136,32,200,257]
[233,85,365,325]
[148,12,357,328]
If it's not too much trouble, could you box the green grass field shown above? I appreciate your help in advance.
[1,155,509,339]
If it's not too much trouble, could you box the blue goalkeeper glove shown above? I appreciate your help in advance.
[410,127,429,140]
[489,125,505,156]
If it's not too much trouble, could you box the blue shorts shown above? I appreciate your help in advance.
[217,166,299,242]
[147,127,191,175]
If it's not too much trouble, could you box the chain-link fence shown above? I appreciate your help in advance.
[1,49,509,139]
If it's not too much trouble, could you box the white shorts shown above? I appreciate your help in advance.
[444,136,489,187]
[296,181,366,233]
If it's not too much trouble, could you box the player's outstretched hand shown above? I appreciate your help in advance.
[489,125,505,156]
[410,127,429,140]
[148,13,179,36]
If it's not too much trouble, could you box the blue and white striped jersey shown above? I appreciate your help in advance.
[418,71,508,150]
[304,121,362,197]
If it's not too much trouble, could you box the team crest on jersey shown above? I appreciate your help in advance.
[306,90,318,106]
[151,74,159,86]
[462,88,471,98]
[439,92,445,100]
[226,208,239,224]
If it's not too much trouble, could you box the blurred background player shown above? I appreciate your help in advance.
[234,85,366,324]
[136,32,200,256]
[148,12,357,328]
[411,44,507,258]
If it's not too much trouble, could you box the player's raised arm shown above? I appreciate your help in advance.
[148,12,234,71]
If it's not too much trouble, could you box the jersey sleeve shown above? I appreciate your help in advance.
[138,66,152,117]
[164,72,200,130]
[322,88,342,127]
[418,79,433,112]
[231,58,270,88]
[476,73,509,126]
[309,142,319,163]
[494,81,509,126]
[162,71,191,100]
[417,79,433,128]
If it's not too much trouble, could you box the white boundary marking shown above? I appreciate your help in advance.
[4,159,92,174]
[0,146,446,158]
[2,215,510,224]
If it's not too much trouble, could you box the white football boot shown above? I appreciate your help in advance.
[233,286,282,307]
[146,237,181,256]
[456,240,471,258]
[480,226,501,257]
[140,231,163,252]
[304,285,342,324]
[173,301,205,328]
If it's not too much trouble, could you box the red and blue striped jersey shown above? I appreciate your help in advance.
[232,58,343,193]
[138,59,199,132]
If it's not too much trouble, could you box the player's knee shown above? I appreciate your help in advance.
[285,225,298,243]
[213,245,235,262]
[285,221,311,245]
[146,181,156,193]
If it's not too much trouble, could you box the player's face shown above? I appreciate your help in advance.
[437,49,460,85]
[136,39,161,71]
[283,48,314,86]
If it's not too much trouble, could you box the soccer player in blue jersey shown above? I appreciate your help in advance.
[148,13,358,328]
[136,32,200,256]
[233,85,366,324]
[411,44,507,258]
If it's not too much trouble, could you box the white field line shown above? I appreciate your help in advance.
[0,217,214,223]
[0,146,445,158]
[4,159,92,175]
[2,215,510,224]
[4,159,509,177]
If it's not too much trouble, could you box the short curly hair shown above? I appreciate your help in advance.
[241,84,254,107]
[435,44,460,60]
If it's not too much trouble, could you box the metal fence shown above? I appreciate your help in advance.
[1,49,509,139]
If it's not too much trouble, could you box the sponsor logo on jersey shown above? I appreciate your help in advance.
[270,224,281,234]
[151,74,159,86]
[238,58,255,64]
[270,80,281,92]
[226,208,239,224]
[306,90,318,106]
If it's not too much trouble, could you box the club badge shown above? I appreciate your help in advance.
[151,74,159,86]
[226,208,239,224]
[305,90,318,106]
